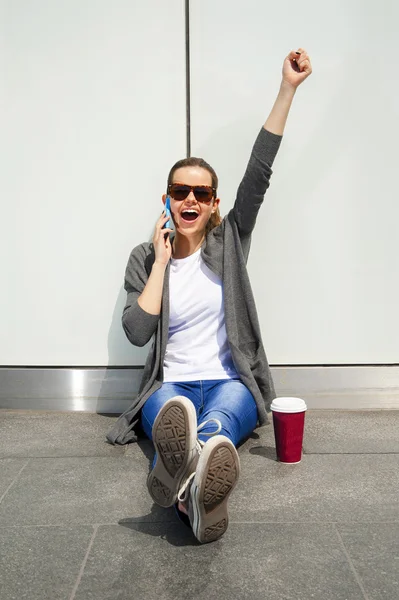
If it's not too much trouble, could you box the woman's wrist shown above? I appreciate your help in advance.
[153,259,168,270]
[263,80,296,136]
[279,79,297,98]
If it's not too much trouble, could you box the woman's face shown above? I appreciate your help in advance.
[163,166,220,236]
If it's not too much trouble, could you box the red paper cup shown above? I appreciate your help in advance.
[271,397,307,464]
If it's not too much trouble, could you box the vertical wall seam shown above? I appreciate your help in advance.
[185,0,191,157]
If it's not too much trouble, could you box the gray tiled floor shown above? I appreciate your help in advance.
[0,409,398,600]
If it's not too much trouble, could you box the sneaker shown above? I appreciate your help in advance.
[147,396,221,508]
[180,435,240,544]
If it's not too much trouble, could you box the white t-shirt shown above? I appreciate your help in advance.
[163,247,239,382]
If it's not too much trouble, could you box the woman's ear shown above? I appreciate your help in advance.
[162,194,166,204]
[212,198,220,213]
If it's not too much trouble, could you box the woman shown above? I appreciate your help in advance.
[108,48,312,543]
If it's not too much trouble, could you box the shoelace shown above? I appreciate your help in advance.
[177,417,222,503]
[196,417,222,437]
[177,472,196,503]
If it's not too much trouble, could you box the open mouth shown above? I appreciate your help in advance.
[181,210,199,223]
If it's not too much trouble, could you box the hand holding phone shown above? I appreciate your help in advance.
[154,209,173,265]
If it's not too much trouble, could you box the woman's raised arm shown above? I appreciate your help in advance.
[232,48,312,235]
[264,48,312,135]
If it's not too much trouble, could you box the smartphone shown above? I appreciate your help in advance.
[163,195,172,230]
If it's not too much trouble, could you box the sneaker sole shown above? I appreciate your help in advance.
[147,396,198,508]
[190,435,240,544]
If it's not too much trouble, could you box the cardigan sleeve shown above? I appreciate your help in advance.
[121,244,160,347]
[233,127,283,235]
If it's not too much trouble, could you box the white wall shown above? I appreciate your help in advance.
[190,0,399,364]
[1,0,186,366]
[1,1,398,367]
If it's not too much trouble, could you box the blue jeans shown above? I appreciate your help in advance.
[141,378,258,447]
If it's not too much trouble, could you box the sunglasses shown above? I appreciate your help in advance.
[167,183,216,204]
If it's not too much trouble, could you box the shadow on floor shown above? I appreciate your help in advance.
[118,504,200,547]
[248,446,277,461]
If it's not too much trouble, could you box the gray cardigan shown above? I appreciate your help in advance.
[107,127,283,445]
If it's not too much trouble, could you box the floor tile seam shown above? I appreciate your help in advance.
[303,452,399,455]
[0,459,30,505]
[334,524,371,600]
[0,454,127,460]
[228,520,399,525]
[1,520,399,529]
[69,524,99,600]
[0,520,178,528]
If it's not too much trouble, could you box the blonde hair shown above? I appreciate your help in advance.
[205,203,222,234]
[167,157,222,234]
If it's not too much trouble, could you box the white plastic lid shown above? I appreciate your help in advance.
[270,397,307,413]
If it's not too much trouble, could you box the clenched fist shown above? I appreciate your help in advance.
[282,48,312,89]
